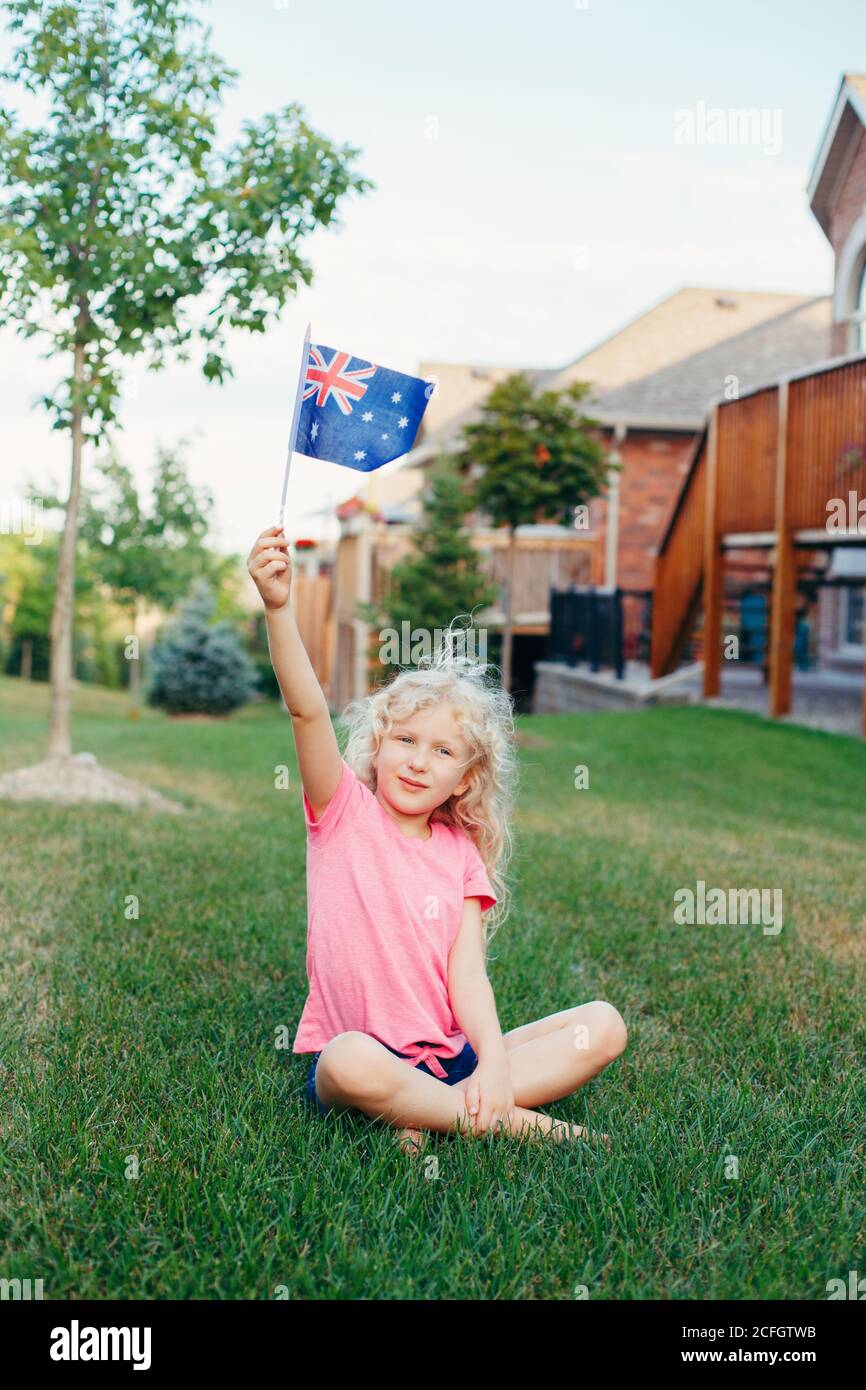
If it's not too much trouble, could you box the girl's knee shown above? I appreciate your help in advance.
[584,1001,628,1060]
[318,1032,396,1101]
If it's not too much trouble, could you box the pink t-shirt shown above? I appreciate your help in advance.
[292,758,497,1076]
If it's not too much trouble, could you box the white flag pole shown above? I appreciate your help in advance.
[277,321,311,532]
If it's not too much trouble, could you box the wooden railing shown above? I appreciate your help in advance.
[787,359,866,530]
[480,534,593,615]
[717,386,778,534]
[650,430,707,678]
[372,528,594,620]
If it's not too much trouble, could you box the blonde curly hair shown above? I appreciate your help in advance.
[339,625,519,952]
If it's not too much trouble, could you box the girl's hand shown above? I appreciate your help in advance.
[247,524,292,611]
[465,1055,515,1138]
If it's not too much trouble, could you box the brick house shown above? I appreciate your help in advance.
[537,288,831,658]
[327,71,866,702]
[330,291,831,703]
[807,72,866,666]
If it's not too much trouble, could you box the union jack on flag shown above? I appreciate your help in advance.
[293,342,434,472]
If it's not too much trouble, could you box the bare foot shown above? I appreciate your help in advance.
[518,1114,611,1148]
[396,1126,428,1157]
[550,1119,611,1149]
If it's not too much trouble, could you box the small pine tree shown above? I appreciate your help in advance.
[147,580,258,715]
[359,451,498,678]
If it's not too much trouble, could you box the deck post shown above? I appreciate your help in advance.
[703,404,722,697]
[769,381,795,718]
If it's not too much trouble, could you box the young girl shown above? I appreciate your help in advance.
[247,523,627,1152]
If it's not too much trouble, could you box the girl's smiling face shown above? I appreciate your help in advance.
[375,703,473,815]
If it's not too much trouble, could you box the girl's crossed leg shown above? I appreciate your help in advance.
[312,1001,627,1147]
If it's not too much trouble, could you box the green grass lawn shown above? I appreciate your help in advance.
[1,674,864,1300]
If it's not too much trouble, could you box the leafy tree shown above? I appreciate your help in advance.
[358,451,498,680]
[0,0,372,764]
[460,372,610,690]
[45,443,217,716]
[147,578,257,714]
[0,529,100,680]
[3,535,55,679]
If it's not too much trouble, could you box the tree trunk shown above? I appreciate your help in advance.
[501,527,517,693]
[128,596,141,720]
[20,636,33,681]
[46,335,86,760]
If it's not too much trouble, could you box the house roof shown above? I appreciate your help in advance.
[405,287,832,454]
[808,72,866,239]
[549,291,832,430]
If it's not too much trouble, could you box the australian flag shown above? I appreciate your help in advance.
[293,343,434,472]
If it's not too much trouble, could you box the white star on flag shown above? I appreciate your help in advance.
[353,449,366,462]
[362,411,374,422]
[398,416,408,428]
[391,391,401,403]
[310,420,319,439]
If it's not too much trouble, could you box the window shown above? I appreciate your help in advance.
[857,258,866,355]
[845,586,865,645]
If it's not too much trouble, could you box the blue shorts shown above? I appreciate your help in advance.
[305,1039,478,1116]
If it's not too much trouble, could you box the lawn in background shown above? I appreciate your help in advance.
[1,674,864,1299]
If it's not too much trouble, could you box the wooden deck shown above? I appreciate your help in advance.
[650,352,866,733]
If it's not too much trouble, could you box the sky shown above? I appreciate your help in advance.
[0,0,863,554]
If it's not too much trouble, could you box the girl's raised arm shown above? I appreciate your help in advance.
[246,524,343,819]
